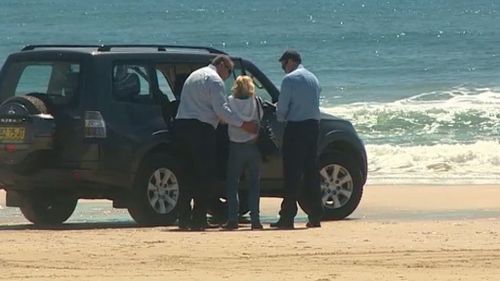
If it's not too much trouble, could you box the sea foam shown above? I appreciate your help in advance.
[322,87,500,145]
[322,87,500,184]
[365,141,500,184]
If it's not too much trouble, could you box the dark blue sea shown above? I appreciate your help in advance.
[0,0,499,184]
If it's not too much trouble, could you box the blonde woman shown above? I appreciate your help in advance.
[223,75,264,230]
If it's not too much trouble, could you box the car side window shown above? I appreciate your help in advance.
[156,62,204,100]
[223,63,243,97]
[112,64,152,103]
[226,65,272,102]
[156,69,175,101]
[243,70,272,102]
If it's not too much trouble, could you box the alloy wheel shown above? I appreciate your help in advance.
[319,164,354,209]
[146,168,179,214]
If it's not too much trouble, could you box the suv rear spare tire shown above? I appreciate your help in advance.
[0,94,55,173]
[0,94,49,115]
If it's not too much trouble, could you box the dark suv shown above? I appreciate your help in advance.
[0,44,367,226]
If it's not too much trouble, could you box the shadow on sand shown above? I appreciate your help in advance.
[0,221,144,231]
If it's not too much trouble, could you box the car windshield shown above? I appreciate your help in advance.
[0,61,81,106]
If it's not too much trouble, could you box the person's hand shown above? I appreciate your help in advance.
[241,121,258,134]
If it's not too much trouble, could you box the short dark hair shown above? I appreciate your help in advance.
[211,55,234,68]
[279,49,302,64]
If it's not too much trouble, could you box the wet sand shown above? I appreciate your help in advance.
[0,185,499,281]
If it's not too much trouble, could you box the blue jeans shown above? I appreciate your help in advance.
[226,141,262,224]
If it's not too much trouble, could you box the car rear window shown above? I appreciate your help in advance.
[0,61,81,106]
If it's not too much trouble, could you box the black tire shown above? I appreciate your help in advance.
[298,151,364,220]
[0,95,52,174]
[0,94,48,115]
[127,154,181,226]
[19,191,77,225]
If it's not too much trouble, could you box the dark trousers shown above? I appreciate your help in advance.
[279,120,323,222]
[174,119,216,227]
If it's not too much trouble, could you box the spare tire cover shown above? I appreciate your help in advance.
[0,95,48,116]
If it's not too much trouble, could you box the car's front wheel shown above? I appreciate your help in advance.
[299,151,364,220]
[19,191,77,225]
[127,154,180,226]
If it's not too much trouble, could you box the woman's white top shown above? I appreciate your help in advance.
[227,96,263,143]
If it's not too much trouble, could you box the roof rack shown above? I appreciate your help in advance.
[21,44,227,55]
[22,44,101,51]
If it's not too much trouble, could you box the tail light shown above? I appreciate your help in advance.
[84,111,107,138]
[5,144,17,153]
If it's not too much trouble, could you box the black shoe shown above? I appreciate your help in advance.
[189,225,206,231]
[251,222,264,230]
[190,218,218,230]
[222,221,239,230]
[270,220,294,229]
[178,224,190,231]
[189,221,207,231]
[204,222,221,229]
[306,221,321,228]
[178,219,191,230]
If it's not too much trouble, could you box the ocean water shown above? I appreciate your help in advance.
[0,0,499,184]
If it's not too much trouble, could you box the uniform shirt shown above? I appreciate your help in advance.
[276,64,321,122]
[176,65,243,128]
[227,96,263,143]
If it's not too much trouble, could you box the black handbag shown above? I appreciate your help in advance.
[255,97,278,157]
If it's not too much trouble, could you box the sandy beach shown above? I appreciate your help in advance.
[0,185,499,281]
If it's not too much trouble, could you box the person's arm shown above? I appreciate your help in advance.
[209,78,258,134]
[209,79,243,127]
[276,77,292,122]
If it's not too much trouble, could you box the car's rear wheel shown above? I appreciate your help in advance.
[298,151,364,220]
[127,154,180,226]
[19,191,77,225]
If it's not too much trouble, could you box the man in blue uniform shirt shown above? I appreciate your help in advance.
[271,49,324,229]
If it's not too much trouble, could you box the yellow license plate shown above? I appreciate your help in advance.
[0,127,26,142]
